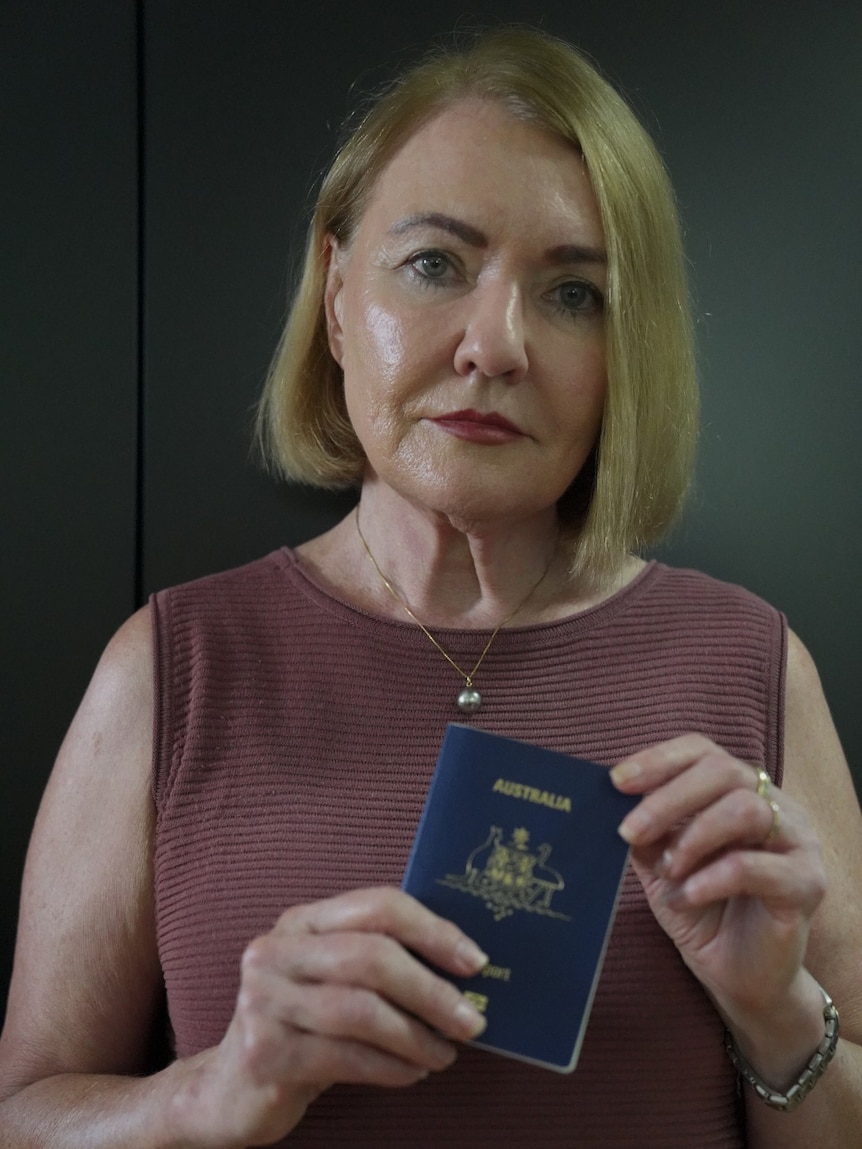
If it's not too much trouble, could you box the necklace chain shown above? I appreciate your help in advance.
[355,510,553,690]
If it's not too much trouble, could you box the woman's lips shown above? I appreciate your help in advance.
[431,409,524,444]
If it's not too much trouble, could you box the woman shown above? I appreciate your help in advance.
[0,27,860,1149]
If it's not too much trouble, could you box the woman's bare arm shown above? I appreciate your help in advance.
[612,629,862,1148]
[742,630,862,1147]
[0,607,487,1148]
[0,605,183,1143]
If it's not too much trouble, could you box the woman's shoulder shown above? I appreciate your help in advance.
[152,547,297,603]
[148,548,341,667]
[609,562,787,676]
[644,561,784,621]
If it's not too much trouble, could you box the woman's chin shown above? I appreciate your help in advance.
[384,477,562,534]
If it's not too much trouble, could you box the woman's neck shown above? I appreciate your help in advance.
[297,479,640,630]
[354,496,561,629]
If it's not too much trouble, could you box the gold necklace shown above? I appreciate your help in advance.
[355,510,553,713]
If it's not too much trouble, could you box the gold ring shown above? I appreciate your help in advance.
[754,766,771,799]
[765,799,781,843]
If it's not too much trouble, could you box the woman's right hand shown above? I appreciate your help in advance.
[177,887,488,1148]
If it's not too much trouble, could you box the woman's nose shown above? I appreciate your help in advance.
[453,279,528,383]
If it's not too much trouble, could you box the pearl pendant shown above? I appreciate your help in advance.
[457,686,482,714]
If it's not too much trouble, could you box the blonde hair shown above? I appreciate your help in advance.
[257,26,697,586]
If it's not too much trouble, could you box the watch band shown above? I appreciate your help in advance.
[724,983,840,1112]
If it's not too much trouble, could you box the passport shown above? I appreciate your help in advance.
[401,724,638,1073]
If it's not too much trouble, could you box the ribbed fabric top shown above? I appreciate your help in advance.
[151,549,786,1148]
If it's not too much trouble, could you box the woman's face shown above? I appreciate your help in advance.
[325,99,607,528]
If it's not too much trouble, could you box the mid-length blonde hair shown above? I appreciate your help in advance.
[257,27,697,587]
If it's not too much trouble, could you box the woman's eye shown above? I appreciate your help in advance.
[409,251,453,281]
[552,280,603,316]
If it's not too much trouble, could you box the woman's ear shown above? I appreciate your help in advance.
[323,236,345,367]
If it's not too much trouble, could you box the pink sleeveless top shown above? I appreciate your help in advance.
[151,550,786,1147]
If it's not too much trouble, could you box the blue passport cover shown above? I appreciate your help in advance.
[402,724,638,1073]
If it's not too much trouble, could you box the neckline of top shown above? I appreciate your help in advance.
[275,547,664,639]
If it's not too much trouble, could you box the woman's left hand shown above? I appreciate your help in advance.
[610,735,827,1027]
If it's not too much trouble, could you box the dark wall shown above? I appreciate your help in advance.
[3,1,860,1003]
[1,0,139,998]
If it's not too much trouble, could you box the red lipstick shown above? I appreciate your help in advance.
[431,409,524,444]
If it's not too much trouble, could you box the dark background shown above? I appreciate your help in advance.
[2,1,860,1005]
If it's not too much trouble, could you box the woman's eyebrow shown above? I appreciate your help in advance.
[388,213,488,247]
[387,215,606,267]
[548,244,607,266]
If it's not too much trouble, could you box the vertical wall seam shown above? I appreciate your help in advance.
[134,0,146,607]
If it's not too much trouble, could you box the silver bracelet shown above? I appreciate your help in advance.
[724,983,840,1112]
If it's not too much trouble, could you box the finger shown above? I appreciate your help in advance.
[616,751,758,846]
[232,1004,437,1091]
[674,847,826,915]
[611,734,731,793]
[244,971,459,1071]
[263,1029,441,1089]
[243,930,486,1042]
[294,1032,440,1087]
[658,790,800,882]
[278,887,488,977]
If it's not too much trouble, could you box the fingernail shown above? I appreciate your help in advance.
[657,848,674,877]
[454,938,489,974]
[682,874,703,902]
[617,806,649,844]
[610,760,641,786]
[454,998,487,1037]
[617,819,635,843]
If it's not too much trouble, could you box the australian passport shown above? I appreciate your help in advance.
[401,724,639,1073]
